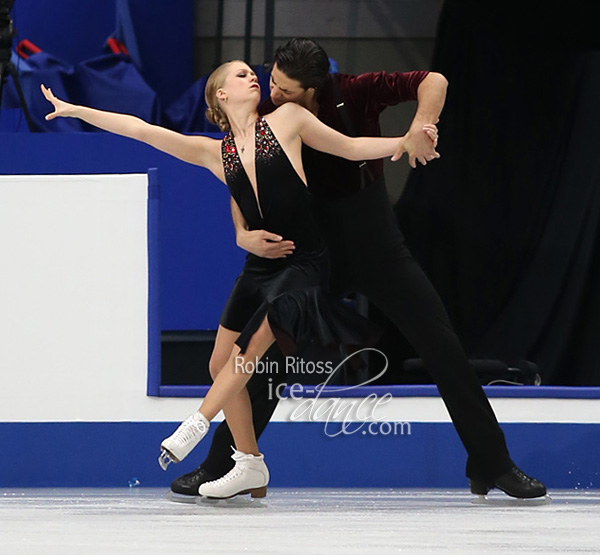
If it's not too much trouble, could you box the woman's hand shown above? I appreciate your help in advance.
[40,83,220,171]
[391,124,439,165]
[41,84,77,120]
[423,123,439,147]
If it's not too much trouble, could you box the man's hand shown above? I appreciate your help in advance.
[398,71,447,168]
[237,229,295,259]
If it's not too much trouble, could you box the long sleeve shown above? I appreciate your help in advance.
[341,71,430,116]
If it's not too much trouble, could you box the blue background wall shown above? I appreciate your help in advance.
[9,0,194,106]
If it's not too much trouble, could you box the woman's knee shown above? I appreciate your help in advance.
[208,351,229,381]
[209,326,240,380]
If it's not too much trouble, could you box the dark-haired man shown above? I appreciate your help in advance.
[171,38,547,500]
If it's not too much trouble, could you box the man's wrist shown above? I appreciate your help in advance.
[235,228,250,248]
[410,112,439,127]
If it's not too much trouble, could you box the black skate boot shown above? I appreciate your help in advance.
[166,465,215,503]
[470,465,550,504]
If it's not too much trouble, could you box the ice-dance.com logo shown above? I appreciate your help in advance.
[240,348,412,438]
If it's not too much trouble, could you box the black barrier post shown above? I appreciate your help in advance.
[264,0,274,64]
[244,0,252,63]
[214,0,224,68]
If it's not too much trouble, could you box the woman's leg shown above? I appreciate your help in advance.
[200,316,276,423]
[160,320,274,467]
[209,326,261,456]
[197,318,275,498]
[208,325,241,378]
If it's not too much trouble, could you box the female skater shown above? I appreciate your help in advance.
[41,61,437,499]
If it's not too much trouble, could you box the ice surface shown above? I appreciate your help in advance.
[1,488,598,554]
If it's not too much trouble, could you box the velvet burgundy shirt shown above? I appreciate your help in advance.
[259,70,429,199]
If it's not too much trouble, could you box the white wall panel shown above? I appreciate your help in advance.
[0,174,170,422]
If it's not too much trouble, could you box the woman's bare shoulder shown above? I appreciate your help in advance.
[265,102,307,122]
[275,101,305,113]
[264,103,307,139]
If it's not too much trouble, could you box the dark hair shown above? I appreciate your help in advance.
[273,38,330,90]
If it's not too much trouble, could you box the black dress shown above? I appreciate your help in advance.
[219,116,379,357]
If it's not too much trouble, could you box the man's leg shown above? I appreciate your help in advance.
[360,243,514,482]
[360,241,546,497]
[318,180,545,496]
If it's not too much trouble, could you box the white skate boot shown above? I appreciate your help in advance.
[199,448,269,499]
[158,411,210,470]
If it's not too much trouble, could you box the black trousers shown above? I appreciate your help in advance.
[203,179,514,483]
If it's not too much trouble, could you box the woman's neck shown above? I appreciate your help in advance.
[228,108,259,139]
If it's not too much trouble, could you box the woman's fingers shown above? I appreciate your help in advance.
[422,126,441,160]
[425,129,438,145]
[41,84,54,104]
[41,84,59,103]
[41,84,58,120]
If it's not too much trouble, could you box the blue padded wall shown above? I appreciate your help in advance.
[10,0,194,106]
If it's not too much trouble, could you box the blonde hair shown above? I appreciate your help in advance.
[204,60,239,132]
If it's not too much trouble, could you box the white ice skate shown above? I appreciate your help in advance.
[198,448,269,499]
[158,411,210,471]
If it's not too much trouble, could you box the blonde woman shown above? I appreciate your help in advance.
[41,61,436,499]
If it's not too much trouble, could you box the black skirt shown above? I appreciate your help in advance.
[219,248,381,358]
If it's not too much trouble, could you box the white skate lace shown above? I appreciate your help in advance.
[208,450,251,486]
[170,414,208,447]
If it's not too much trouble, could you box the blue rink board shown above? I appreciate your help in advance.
[0,422,598,490]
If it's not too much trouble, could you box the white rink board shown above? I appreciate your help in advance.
[0,174,150,422]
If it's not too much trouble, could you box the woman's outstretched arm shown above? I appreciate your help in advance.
[270,101,437,163]
[41,84,222,173]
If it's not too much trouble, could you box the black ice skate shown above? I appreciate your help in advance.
[470,466,551,505]
[166,466,216,503]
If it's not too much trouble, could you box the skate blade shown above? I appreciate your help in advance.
[472,493,553,506]
[165,491,198,504]
[200,486,268,501]
[196,495,266,508]
[158,449,179,471]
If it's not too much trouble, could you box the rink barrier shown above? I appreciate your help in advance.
[1,135,598,490]
[158,384,600,399]
[1,421,598,489]
[147,167,161,397]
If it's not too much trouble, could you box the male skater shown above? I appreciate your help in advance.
[171,39,546,500]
